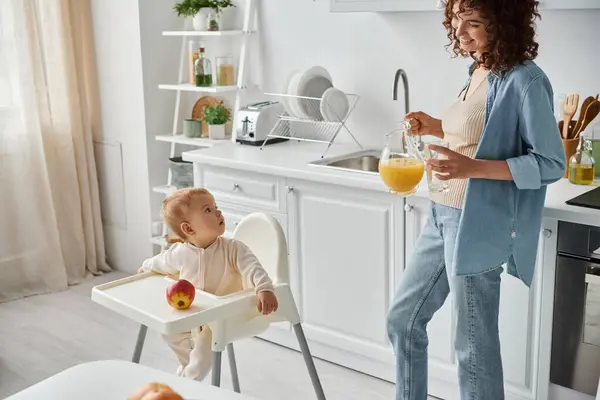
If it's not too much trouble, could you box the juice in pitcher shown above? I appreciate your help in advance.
[379,158,425,195]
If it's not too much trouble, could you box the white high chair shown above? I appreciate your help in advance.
[91,213,326,400]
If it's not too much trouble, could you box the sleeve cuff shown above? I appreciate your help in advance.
[506,155,541,190]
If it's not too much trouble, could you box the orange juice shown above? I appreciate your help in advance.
[379,158,424,194]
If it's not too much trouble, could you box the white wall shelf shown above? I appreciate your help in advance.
[155,134,226,147]
[151,0,257,250]
[162,30,253,36]
[158,83,239,93]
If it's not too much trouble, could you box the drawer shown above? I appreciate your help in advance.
[201,166,285,212]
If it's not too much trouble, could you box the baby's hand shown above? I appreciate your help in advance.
[137,267,145,274]
[257,291,278,315]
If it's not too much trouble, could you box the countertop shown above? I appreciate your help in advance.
[182,140,600,226]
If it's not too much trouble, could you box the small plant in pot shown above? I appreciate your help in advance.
[203,102,231,140]
[173,0,236,31]
[173,0,213,31]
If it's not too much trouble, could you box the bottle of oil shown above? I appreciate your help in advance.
[568,135,595,185]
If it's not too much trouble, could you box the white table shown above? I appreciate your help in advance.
[6,360,260,400]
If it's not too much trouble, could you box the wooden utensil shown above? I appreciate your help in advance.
[572,96,596,137]
[574,100,600,139]
[562,94,579,139]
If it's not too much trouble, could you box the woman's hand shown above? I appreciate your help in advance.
[404,112,444,139]
[426,144,479,180]
[257,291,278,315]
[427,145,513,181]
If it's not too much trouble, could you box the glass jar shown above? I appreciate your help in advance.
[379,121,425,196]
[194,47,213,87]
[216,56,235,86]
[568,135,595,185]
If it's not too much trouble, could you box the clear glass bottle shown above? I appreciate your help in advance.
[568,135,595,185]
[216,56,235,86]
[194,47,213,87]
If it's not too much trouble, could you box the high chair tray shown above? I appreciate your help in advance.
[91,272,258,335]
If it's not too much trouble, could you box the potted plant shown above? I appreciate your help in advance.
[203,102,231,140]
[174,0,236,31]
[173,0,213,31]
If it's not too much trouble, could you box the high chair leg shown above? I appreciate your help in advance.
[211,351,222,387]
[293,323,326,400]
[227,343,241,393]
[131,324,147,364]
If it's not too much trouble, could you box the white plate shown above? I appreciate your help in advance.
[299,76,333,120]
[289,66,333,119]
[286,70,305,119]
[281,69,299,117]
[320,87,349,122]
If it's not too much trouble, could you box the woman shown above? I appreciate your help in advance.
[386,1,566,399]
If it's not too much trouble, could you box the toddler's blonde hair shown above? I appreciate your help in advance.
[162,187,212,240]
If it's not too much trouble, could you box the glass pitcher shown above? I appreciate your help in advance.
[379,121,425,196]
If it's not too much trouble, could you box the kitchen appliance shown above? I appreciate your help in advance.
[551,221,600,396]
[234,101,286,146]
[566,187,600,210]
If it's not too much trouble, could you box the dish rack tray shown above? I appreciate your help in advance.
[261,92,362,158]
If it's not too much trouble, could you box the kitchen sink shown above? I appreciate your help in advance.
[309,150,381,175]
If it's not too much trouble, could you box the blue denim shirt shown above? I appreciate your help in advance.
[453,60,566,287]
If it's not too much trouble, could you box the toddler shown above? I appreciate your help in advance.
[139,187,278,381]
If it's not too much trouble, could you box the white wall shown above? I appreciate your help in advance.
[90,0,152,273]
[256,1,600,148]
[89,1,600,272]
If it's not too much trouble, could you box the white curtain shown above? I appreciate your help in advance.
[0,0,110,303]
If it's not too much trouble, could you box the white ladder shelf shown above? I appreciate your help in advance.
[151,0,257,249]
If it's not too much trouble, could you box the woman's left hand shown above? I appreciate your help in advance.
[426,144,480,180]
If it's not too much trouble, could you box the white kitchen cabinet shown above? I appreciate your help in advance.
[538,0,600,9]
[285,179,404,373]
[330,0,441,12]
[330,0,600,12]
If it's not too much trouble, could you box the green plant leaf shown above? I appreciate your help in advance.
[203,102,231,125]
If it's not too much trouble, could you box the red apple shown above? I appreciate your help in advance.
[166,279,195,310]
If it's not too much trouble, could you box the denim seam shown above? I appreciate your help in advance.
[403,260,446,400]
[466,276,477,400]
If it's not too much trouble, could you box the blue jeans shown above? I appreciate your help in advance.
[387,202,504,400]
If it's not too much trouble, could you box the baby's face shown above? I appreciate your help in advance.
[186,193,225,243]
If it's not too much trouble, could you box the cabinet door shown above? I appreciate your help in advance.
[498,224,554,400]
[330,0,440,12]
[404,196,455,387]
[286,179,404,365]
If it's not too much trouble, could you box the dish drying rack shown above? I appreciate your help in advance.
[261,92,362,158]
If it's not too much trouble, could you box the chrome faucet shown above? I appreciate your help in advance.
[393,68,409,115]
[393,68,422,150]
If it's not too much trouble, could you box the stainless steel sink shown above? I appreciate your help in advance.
[309,150,381,175]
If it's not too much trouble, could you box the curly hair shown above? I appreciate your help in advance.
[443,0,541,73]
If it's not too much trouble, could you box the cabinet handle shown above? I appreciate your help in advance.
[542,229,552,238]
[286,186,294,193]
[404,204,413,213]
[232,183,239,191]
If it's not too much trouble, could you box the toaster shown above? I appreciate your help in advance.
[234,101,286,146]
